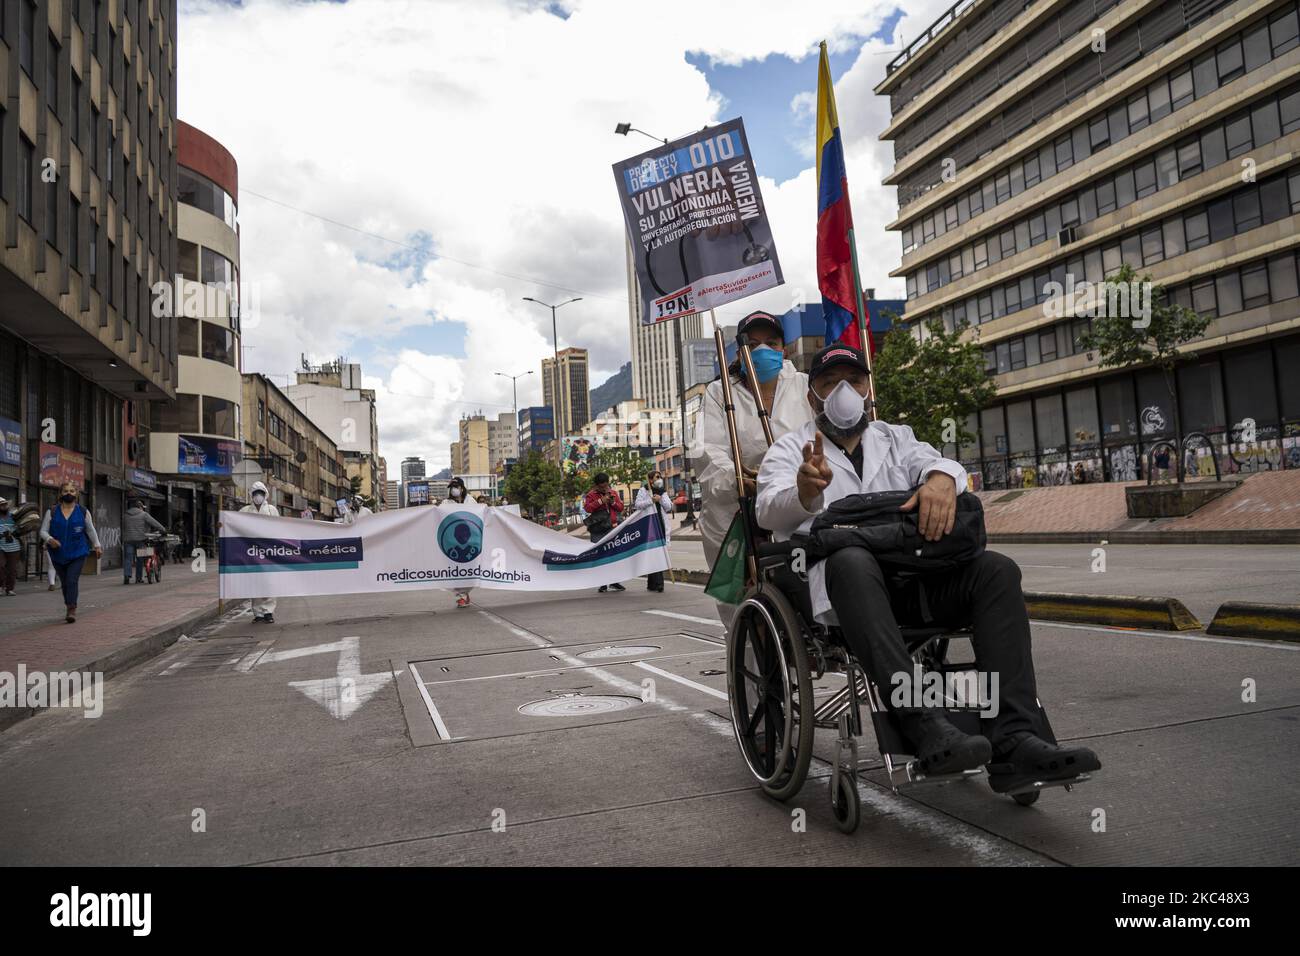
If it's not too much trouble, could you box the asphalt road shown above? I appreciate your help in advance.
[1,577,1297,866]
[669,540,1300,626]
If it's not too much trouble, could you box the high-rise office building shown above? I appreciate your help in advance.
[518,406,555,455]
[541,347,591,436]
[0,1,180,571]
[399,456,425,507]
[881,0,1300,488]
[625,240,703,410]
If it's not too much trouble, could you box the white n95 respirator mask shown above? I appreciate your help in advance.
[816,380,867,430]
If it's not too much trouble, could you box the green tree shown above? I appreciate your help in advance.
[349,475,362,496]
[1077,263,1211,481]
[590,446,648,491]
[874,310,995,451]
[501,451,563,517]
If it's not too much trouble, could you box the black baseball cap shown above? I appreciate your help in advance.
[737,310,784,340]
[809,343,869,380]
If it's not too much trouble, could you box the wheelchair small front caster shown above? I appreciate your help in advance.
[831,773,861,833]
[1012,790,1040,807]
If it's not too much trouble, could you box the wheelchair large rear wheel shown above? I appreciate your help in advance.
[726,586,815,801]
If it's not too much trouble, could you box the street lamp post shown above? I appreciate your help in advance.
[494,369,534,460]
[521,296,581,442]
[523,296,582,524]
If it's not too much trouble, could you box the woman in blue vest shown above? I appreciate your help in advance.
[39,481,103,623]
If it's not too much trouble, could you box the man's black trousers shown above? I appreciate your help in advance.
[823,547,1043,750]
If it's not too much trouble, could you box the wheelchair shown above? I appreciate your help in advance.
[725,537,1090,834]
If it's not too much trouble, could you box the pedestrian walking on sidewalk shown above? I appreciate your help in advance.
[239,481,280,623]
[0,497,21,596]
[634,471,674,593]
[122,497,166,584]
[39,482,102,623]
[584,472,625,593]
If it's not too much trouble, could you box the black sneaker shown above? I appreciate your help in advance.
[987,734,1100,793]
[263,614,275,624]
[902,713,992,775]
[597,585,608,593]
[609,583,626,591]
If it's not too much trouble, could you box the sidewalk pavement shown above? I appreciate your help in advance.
[0,563,221,713]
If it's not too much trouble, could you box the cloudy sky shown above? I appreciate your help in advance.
[179,0,957,470]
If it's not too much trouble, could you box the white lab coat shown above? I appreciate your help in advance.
[691,360,814,562]
[239,499,280,615]
[634,486,675,543]
[755,420,968,626]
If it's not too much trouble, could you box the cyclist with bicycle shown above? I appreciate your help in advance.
[122,497,166,585]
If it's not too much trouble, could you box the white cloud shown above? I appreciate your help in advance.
[179,0,952,469]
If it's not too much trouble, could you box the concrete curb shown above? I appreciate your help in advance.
[0,599,223,733]
[668,568,710,586]
[1205,602,1300,642]
[1023,591,1201,630]
[988,530,1300,545]
[668,570,1203,631]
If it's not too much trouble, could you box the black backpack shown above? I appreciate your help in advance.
[804,487,986,572]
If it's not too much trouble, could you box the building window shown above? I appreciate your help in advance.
[1272,7,1300,56]
[45,176,57,247]
[19,1,35,77]
[178,241,199,281]
[70,197,80,270]
[202,397,238,438]
[46,34,59,111]
[71,78,81,146]
[18,137,34,223]
[1217,38,1245,85]
[1224,112,1252,157]
[1241,263,1270,310]
[1233,188,1261,233]
[1207,197,1234,243]
[178,317,199,356]
[1191,279,1217,317]
[1176,138,1202,178]
[201,323,236,366]
[1269,253,1299,301]
[90,106,100,172]
[150,394,199,433]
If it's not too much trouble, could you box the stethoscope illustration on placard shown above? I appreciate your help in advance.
[638,149,771,298]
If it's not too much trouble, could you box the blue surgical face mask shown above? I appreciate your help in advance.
[750,346,783,383]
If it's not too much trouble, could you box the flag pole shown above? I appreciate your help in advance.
[848,228,876,424]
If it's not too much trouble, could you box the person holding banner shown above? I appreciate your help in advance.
[240,481,281,623]
[583,473,626,593]
[693,311,813,628]
[634,471,674,593]
[447,477,476,608]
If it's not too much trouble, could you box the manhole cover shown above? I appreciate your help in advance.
[577,645,661,660]
[518,695,641,717]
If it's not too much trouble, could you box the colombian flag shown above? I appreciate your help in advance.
[816,42,867,353]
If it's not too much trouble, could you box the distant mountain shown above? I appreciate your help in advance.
[430,467,452,480]
[589,361,633,417]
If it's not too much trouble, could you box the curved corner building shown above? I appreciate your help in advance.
[147,119,241,551]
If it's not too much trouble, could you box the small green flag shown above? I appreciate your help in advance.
[704,512,748,605]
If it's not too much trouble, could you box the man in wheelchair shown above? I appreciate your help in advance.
[755,344,1100,793]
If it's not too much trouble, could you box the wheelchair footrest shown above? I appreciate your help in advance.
[1001,772,1092,797]
[886,760,984,791]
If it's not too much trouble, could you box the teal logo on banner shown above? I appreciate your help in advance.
[437,512,483,563]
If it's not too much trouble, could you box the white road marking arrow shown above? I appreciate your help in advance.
[247,635,394,720]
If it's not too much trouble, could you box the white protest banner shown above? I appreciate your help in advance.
[219,502,668,599]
